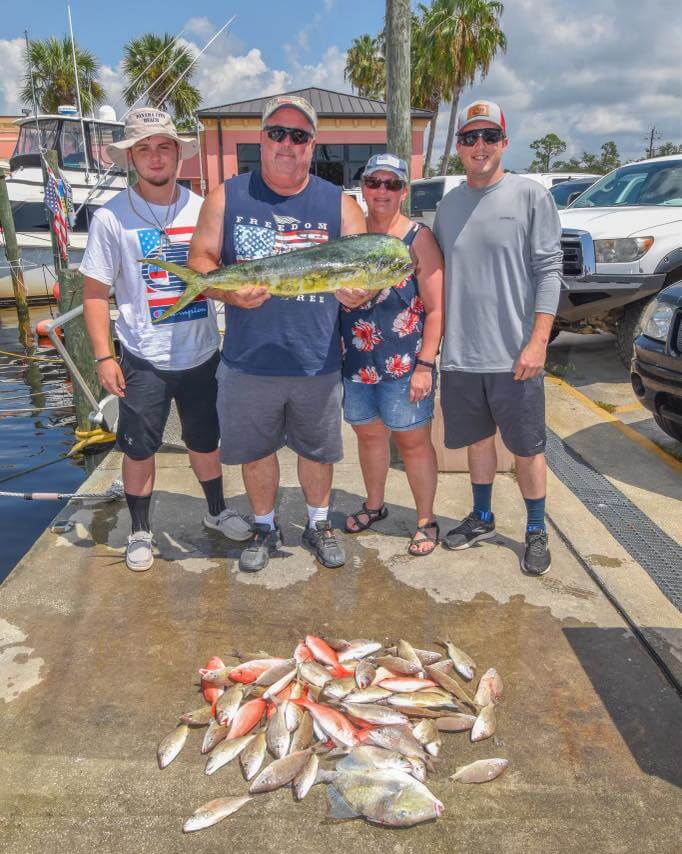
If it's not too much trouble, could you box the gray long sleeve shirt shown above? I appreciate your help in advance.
[433,173,563,372]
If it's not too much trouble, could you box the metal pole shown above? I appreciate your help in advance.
[0,169,35,348]
[385,0,412,214]
[196,120,206,196]
[66,1,91,179]
[24,30,44,152]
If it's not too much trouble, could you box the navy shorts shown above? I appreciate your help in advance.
[440,370,546,457]
[117,348,220,460]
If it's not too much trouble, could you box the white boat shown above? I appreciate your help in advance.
[0,107,127,304]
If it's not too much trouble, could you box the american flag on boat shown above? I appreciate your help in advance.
[43,160,69,262]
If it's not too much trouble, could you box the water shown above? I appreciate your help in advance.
[0,306,95,582]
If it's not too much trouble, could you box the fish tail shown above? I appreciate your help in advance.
[139,259,207,323]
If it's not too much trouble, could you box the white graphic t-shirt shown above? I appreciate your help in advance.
[79,186,219,370]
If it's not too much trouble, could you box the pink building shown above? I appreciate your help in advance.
[181,87,432,194]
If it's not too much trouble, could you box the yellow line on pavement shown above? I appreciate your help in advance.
[546,375,682,474]
[613,401,645,414]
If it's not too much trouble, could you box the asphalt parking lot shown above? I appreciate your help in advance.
[547,331,682,460]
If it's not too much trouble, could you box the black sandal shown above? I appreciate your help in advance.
[344,502,388,533]
[408,521,440,557]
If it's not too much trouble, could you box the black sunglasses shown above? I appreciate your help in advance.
[264,125,314,145]
[457,128,505,146]
[363,176,405,191]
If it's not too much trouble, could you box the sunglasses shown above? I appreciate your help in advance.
[457,128,505,146]
[363,176,405,191]
[263,125,313,145]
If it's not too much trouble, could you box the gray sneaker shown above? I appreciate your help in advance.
[302,520,346,568]
[238,523,283,573]
[443,512,496,550]
[125,530,154,572]
[522,528,551,576]
[204,507,252,541]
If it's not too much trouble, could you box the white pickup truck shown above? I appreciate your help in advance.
[557,154,682,365]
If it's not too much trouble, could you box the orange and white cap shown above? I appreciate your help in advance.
[455,100,507,135]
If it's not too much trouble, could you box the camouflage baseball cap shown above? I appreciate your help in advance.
[261,94,317,131]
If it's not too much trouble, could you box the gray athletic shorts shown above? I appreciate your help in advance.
[216,362,343,465]
[440,370,546,457]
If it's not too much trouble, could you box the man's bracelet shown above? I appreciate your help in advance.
[415,357,435,369]
[94,355,115,364]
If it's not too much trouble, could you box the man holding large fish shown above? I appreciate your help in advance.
[188,94,370,572]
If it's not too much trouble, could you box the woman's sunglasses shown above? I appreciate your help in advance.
[264,125,313,145]
[363,176,405,192]
[457,128,505,146]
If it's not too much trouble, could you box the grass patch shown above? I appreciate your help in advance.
[594,400,618,413]
[545,360,576,378]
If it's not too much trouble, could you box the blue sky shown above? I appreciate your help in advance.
[1,1,680,171]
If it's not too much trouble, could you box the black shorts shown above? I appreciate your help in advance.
[117,348,220,460]
[440,370,546,457]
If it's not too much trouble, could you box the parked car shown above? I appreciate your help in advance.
[549,177,598,209]
[410,175,467,227]
[557,154,682,366]
[520,172,601,190]
[630,283,682,442]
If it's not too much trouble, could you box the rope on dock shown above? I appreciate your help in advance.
[68,426,117,456]
[0,349,63,362]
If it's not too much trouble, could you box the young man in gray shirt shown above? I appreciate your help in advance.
[433,100,563,576]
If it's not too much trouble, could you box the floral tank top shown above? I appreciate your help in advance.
[340,223,424,383]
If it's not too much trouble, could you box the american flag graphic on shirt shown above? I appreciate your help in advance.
[234,214,328,262]
[138,225,206,325]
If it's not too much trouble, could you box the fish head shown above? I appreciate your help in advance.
[378,784,444,826]
[364,237,414,288]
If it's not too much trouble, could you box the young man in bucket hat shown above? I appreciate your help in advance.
[433,100,563,576]
[189,93,367,573]
[81,107,251,572]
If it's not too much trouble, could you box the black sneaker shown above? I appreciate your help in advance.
[302,520,346,568]
[238,523,283,573]
[522,528,551,576]
[443,511,496,550]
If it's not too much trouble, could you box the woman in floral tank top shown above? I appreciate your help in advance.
[340,154,444,556]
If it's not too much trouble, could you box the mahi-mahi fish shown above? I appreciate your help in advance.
[144,233,413,323]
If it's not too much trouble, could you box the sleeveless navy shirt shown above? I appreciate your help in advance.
[220,170,342,376]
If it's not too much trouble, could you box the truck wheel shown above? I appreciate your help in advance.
[615,298,653,368]
[653,412,682,443]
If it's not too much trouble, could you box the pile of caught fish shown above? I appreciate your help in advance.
[157,634,507,833]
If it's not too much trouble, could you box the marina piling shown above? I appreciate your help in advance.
[0,168,35,349]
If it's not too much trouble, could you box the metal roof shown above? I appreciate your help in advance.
[198,87,433,120]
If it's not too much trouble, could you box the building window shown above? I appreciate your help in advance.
[236,141,387,187]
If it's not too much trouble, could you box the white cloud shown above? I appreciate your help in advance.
[0,39,26,114]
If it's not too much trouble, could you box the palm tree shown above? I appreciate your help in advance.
[427,0,507,175]
[21,36,104,115]
[122,33,201,122]
[411,7,446,176]
[344,34,385,99]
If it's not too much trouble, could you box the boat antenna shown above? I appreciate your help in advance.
[158,16,236,106]
[66,0,91,180]
[116,29,186,112]
[24,29,44,152]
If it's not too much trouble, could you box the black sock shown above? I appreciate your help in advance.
[201,476,226,517]
[125,492,151,533]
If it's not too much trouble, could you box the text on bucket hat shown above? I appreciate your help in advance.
[261,94,317,131]
[455,101,507,135]
[106,107,198,168]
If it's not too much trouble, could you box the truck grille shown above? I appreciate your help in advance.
[561,234,584,277]
[675,311,682,354]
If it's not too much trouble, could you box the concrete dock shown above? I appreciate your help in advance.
[1,377,680,853]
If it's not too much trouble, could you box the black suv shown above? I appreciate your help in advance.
[631,283,682,442]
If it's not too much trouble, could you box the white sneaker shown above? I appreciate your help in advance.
[125,531,154,572]
[204,507,252,542]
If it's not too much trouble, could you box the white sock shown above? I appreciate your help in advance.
[254,511,275,530]
[307,504,329,528]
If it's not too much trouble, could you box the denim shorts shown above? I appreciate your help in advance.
[342,373,436,431]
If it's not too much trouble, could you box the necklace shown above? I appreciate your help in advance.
[127,183,180,261]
